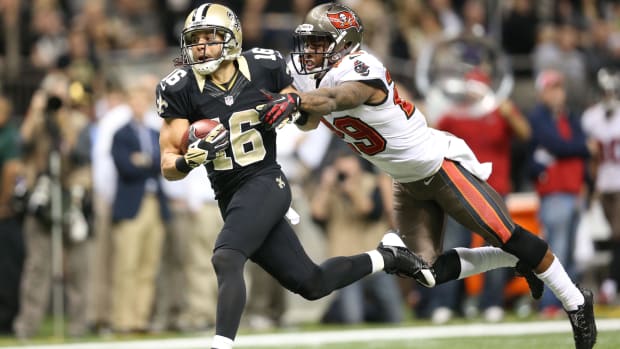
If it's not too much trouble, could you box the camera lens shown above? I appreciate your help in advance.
[46,96,63,112]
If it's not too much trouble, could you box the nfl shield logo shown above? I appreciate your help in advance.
[224,95,234,106]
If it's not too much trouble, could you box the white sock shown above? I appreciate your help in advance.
[536,256,584,311]
[366,250,384,274]
[211,335,234,349]
[454,246,518,279]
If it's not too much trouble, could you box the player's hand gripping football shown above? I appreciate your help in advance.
[257,89,301,130]
[184,124,230,167]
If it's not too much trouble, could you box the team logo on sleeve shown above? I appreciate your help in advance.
[156,93,169,115]
[327,11,360,30]
[353,60,369,76]
[276,176,286,189]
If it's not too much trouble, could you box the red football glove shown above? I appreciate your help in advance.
[257,89,301,131]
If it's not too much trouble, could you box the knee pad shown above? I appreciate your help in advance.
[502,225,548,268]
[211,248,246,276]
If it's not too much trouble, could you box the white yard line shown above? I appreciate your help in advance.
[5,319,620,349]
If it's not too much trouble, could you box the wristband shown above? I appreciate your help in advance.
[175,156,192,173]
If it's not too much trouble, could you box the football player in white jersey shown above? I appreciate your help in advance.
[582,67,620,305]
[256,3,596,348]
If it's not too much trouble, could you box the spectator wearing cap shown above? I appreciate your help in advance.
[527,69,598,318]
[425,68,531,324]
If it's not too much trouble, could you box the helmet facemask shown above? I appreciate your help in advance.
[291,30,337,76]
[290,3,363,77]
[176,4,243,76]
[180,27,237,75]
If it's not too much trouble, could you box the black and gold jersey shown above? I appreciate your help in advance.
[156,48,294,198]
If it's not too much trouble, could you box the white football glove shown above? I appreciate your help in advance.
[183,124,230,168]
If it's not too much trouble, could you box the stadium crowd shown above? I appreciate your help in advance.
[0,0,619,340]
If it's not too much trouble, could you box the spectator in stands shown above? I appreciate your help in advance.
[14,72,93,339]
[0,0,29,81]
[56,27,100,96]
[107,0,167,56]
[461,0,488,37]
[346,0,391,60]
[527,69,598,317]
[153,167,221,333]
[501,0,538,76]
[428,68,531,323]
[0,95,24,334]
[583,20,618,83]
[553,0,590,29]
[71,1,114,55]
[110,77,169,333]
[311,146,404,324]
[533,22,589,112]
[532,22,559,75]
[88,76,162,333]
[391,1,444,61]
[180,168,222,332]
[29,2,68,70]
[87,78,125,333]
[429,0,463,38]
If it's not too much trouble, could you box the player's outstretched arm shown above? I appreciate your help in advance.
[159,117,190,181]
[296,81,381,130]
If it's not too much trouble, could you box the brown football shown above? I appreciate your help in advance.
[180,119,220,154]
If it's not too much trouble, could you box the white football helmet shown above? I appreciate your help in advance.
[179,3,242,76]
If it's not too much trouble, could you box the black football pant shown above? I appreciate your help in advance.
[213,169,372,340]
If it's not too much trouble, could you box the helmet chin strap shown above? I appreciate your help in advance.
[193,58,223,75]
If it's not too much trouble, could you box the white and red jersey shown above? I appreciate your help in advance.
[582,103,620,192]
[300,50,490,183]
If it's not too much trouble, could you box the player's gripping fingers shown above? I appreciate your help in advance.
[204,124,230,152]
[257,91,301,130]
[192,125,229,161]
[184,145,209,167]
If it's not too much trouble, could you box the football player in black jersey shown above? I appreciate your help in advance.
[157,4,433,349]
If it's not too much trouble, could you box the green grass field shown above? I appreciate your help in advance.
[2,319,619,349]
[263,333,617,349]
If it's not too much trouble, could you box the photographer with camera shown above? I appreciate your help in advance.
[13,72,93,339]
[310,144,404,324]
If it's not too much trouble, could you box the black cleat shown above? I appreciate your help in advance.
[515,261,544,300]
[378,230,436,287]
[566,287,597,349]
